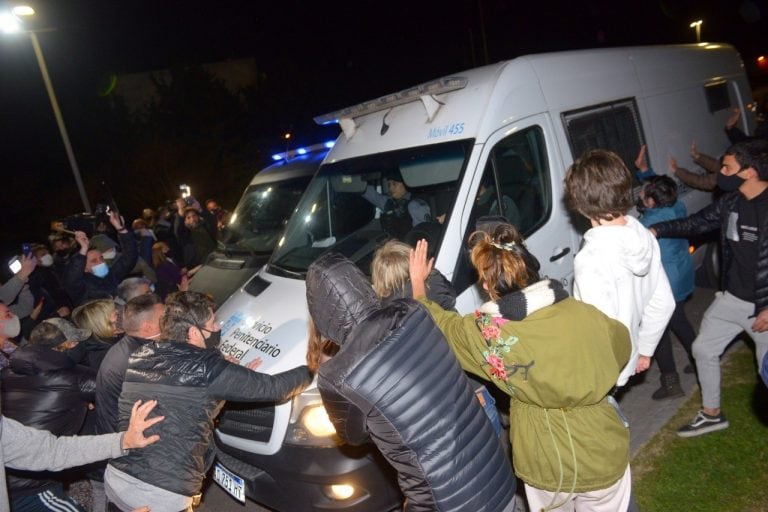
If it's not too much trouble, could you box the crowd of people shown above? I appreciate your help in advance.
[0,109,766,512]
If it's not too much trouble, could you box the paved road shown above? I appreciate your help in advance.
[199,286,719,511]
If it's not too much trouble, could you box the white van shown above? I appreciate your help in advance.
[188,142,331,307]
[212,44,754,511]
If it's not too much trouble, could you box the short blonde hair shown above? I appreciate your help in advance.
[72,299,116,339]
[371,240,411,299]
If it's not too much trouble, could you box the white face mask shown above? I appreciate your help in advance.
[1,315,20,338]
[102,249,117,260]
[40,254,54,267]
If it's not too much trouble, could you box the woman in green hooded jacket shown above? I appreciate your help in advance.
[409,223,632,512]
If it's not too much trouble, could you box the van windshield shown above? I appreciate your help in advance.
[269,139,473,276]
[221,176,313,254]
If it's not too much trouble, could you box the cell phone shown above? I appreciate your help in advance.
[8,257,21,274]
[179,184,191,199]
[22,243,31,257]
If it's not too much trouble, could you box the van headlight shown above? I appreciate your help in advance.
[284,387,342,447]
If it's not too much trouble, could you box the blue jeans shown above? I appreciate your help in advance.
[11,484,85,512]
[476,386,503,437]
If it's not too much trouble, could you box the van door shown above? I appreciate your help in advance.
[453,114,579,312]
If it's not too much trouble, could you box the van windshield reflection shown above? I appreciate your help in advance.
[269,139,472,276]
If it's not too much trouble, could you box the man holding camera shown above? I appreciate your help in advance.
[62,210,138,306]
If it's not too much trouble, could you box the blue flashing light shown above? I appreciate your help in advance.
[271,154,283,161]
[296,147,307,155]
[324,140,335,148]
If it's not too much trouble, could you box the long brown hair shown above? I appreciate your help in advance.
[469,223,540,301]
[306,317,339,373]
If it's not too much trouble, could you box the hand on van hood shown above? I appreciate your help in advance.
[306,253,380,346]
[582,215,655,277]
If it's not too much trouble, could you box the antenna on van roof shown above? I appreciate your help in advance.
[313,77,467,139]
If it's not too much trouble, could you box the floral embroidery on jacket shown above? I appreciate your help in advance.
[475,311,534,394]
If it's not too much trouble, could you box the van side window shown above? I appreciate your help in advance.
[704,81,731,113]
[562,98,646,178]
[453,126,551,294]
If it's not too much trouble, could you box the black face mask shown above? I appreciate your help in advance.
[199,326,221,349]
[717,171,745,192]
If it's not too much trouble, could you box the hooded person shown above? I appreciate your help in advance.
[305,252,517,512]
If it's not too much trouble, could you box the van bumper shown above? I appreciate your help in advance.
[213,437,401,512]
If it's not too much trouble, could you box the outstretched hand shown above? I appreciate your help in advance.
[408,239,433,299]
[123,400,164,450]
[634,144,648,171]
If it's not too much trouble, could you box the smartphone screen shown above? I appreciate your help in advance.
[8,257,21,274]
[22,243,31,256]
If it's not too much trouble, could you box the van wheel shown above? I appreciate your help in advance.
[704,241,720,289]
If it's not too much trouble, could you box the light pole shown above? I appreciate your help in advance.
[1,6,92,213]
[689,19,702,44]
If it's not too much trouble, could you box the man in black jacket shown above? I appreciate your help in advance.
[651,139,768,438]
[104,291,312,512]
[306,253,516,512]
[91,294,164,511]
[1,317,95,511]
[62,210,138,306]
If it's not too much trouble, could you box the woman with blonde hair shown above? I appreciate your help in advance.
[371,240,455,310]
[72,298,120,369]
[409,223,633,512]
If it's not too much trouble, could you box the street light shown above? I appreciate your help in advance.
[1,5,92,213]
[689,19,703,44]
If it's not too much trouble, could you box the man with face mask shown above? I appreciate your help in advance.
[28,245,72,322]
[651,139,768,438]
[62,210,138,306]
[0,303,22,369]
[104,291,312,512]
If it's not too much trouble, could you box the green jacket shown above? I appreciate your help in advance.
[419,296,631,492]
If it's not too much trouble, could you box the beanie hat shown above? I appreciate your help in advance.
[89,234,118,253]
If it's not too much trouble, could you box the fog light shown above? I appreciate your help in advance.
[324,484,355,500]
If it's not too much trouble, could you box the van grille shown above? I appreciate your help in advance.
[217,403,275,443]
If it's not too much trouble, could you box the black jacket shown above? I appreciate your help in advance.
[109,341,311,497]
[652,190,768,315]
[307,253,516,512]
[62,230,138,306]
[95,335,151,434]
[1,345,96,496]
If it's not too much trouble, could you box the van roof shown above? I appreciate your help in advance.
[317,43,741,162]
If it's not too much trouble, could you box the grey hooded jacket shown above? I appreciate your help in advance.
[306,253,516,512]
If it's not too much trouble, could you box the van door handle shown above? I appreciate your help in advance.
[549,247,571,262]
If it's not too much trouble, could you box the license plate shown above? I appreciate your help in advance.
[213,462,245,503]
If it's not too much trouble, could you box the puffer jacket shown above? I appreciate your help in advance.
[110,341,311,498]
[307,253,516,512]
[653,190,768,315]
[1,345,96,496]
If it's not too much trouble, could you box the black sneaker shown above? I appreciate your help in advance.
[677,410,729,438]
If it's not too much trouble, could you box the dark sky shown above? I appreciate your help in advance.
[0,0,766,254]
